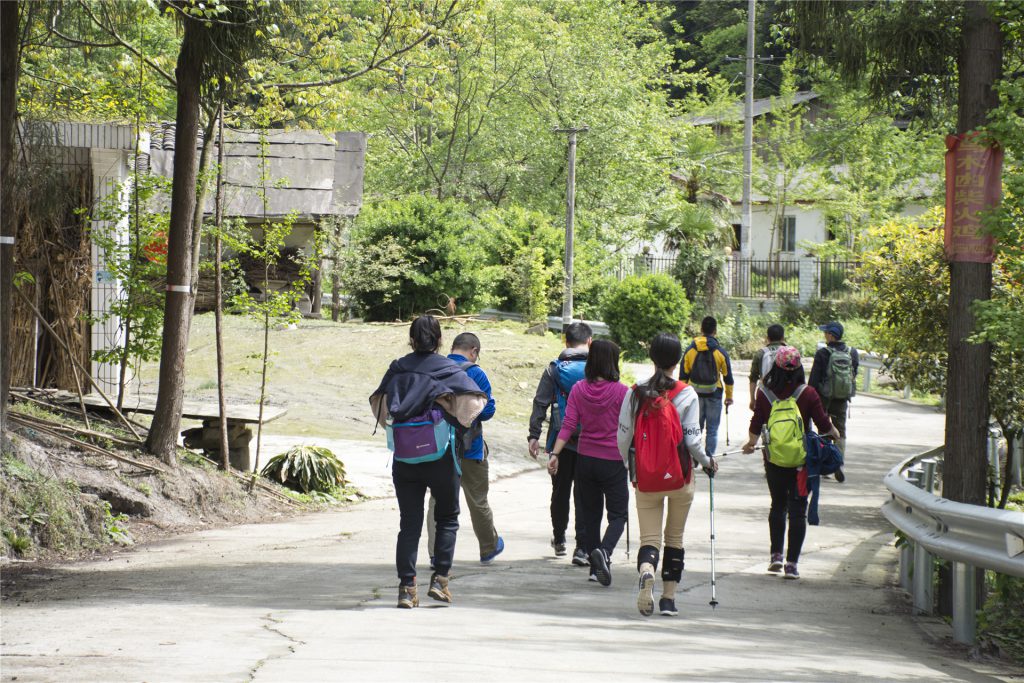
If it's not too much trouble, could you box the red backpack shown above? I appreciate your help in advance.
[633,382,691,492]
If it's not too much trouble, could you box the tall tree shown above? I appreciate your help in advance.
[0,1,22,440]
[788,0,1006,506]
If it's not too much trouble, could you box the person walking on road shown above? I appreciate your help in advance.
[741,346,840,580]
[528,322,592,566]
[749,324,786,412]
[617,333,718,617]
[369,316,487,608]
[549,340,629,587]
[427,332,504,566]
[808,321,858,475]
[681,316,735,456]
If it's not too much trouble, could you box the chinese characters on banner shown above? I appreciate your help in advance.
[944,134,1002,263]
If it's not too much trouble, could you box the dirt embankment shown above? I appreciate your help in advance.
[0,414,296,569]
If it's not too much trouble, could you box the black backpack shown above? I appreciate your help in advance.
[455,361,484,456]
[689,346,719,395]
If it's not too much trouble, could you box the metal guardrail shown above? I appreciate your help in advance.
[881,447,1024,644]
[477,309,610,337]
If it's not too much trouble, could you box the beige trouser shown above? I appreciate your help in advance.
[427,455,500,557]
[634,480,696,550]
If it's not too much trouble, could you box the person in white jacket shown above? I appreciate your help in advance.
[617,333,717,617]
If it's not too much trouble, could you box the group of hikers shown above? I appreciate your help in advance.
[370,313,859,612]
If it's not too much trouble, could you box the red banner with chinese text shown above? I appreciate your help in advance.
[944,134,1002,263]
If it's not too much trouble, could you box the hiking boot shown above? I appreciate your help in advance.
[768,553,784,573]
[572,547,590,567]
[834,468,846,483]
[551,537,567,557]
[637,570,656,617]
[590,548,612,587]
[428,573,453,604]
[659,597,678,617]
[397,584,418,609]
[480,536,505,565]
[784,563,800,580]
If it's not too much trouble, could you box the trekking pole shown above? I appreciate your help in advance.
[708,473,719,609]
[725,404,730,447]
[626,508,630,559]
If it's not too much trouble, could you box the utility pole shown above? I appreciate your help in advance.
[741,0,756,257]
[555,126,587,329]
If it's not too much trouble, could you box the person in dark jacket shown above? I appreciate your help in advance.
[369,316,486,609]
[742,346,840,580]
[808,321,859,468]
[527,322,592,565]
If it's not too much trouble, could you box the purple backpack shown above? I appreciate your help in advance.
[386,407,454,464]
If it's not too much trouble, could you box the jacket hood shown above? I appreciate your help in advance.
[695,336,720,352]
[558,347,589,361]
[576,379,626,409]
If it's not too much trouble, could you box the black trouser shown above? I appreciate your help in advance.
[393,452,460,586]
[551,445,584,547]
[575,454,629,556]
[765,461,808,564]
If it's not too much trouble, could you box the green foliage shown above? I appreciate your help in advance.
[714,304,761,359]
[3,530,32,556]
[1,455,96,554]
[261,445,347,494]
[100,501,132,546]
[86,173,172,392]
[978,572,1024,665]
[476,207,563,319]
[345,195,487,321]
[602,274,692,359]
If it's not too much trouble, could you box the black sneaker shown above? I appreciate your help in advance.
[590,548,612,586]
[572,547,590,566]
[428,573,452,604]
[637,570,655,616]
[834,468,846,483]
[551,537,567,557]
[659,597,678,616]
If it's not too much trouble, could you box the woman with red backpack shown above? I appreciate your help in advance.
[741,346,840,580]
[616,333,718,617]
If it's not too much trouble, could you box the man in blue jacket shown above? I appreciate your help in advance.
[428,332,504,564]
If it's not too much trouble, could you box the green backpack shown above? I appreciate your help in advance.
[762,385,807,468]
[823,347,854,400]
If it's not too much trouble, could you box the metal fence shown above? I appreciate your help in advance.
[818,259,862,298]
[881,447,1024,645]
[616,254,679,280]
[728,258,799,298]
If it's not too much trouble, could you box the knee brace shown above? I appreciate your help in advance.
[662,546,684,583]
[637,545,660,573]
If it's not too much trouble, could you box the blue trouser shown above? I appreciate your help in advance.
[393,452,460,586]
[698,390,723,456]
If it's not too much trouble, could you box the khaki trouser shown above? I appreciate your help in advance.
[427,455,499,557]
[634,480,696,550]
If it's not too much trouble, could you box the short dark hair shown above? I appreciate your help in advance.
[701,316,717,336]
[585,339,620,383]
[409,315,442,354]
[451,332,481,353]
[767,324,785,342]
[564,322,593,347]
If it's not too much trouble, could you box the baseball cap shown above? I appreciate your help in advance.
[818,321,844,339]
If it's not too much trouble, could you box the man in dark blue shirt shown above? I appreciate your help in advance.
[428,332,504,564]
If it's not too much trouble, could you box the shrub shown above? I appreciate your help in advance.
[602,274,691,359]
[260,445,347,494]
[344,195,489,321]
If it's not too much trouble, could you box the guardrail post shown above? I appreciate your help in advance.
[988,428,1002,494]
[899,542,913,591]
[921,458,937,493]
[1012,435,1022,487]
[862,367,872,393]
[912,542,933,614]
[952,561,977,644]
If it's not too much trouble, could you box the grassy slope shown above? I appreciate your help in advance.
[138,314,565,451]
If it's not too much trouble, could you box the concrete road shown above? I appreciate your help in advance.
[2,391,1017,682]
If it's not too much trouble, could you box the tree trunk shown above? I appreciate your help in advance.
[214,102,229,471]
[943,1,1002,506]
[0,1,20,439]
[146,23,206,465]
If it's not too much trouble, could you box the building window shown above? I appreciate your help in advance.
[732,223,742,250]
[780,215,796,252]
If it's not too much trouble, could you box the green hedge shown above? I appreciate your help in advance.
[602,274,691,359]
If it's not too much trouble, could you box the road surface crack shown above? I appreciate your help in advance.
[248,613,306,682]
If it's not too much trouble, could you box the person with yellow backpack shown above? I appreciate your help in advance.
[740,346,840,580]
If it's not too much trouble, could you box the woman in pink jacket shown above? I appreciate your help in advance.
[549,340,629,586]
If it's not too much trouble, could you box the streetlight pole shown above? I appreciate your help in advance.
[555,126,587,330]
